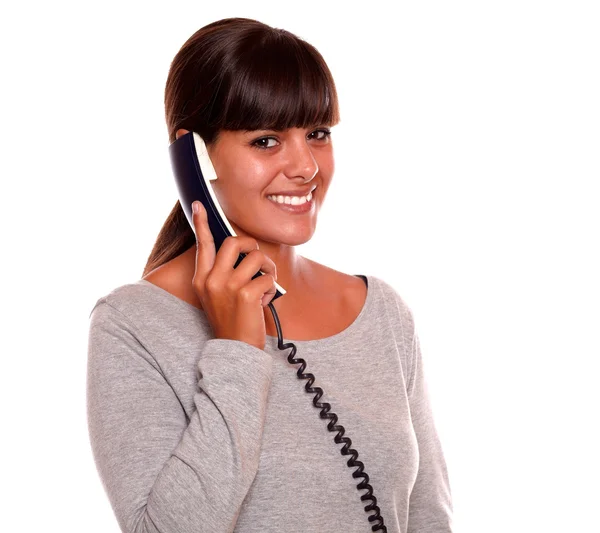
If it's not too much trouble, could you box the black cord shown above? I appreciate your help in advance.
[267,300,388,532]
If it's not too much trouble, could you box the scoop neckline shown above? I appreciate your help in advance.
[135,274,373,347]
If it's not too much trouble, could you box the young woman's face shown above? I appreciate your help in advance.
[176,126,335,247]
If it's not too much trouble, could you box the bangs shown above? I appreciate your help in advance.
[212,32,340,132]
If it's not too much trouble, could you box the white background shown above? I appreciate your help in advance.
[1,1,599,531]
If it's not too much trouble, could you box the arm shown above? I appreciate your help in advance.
[86,301,273,533]
[406,329,454,532]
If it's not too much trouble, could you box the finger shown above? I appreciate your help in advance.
[212,235,261,274]
[243,274,277,307]
[192,201,216,283]
[229,248,277,286]
[261,278,277,307]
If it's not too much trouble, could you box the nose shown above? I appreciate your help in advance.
[284,136,319,183]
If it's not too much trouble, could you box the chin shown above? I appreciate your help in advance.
[263,228,315,246]
[234,212,317,245]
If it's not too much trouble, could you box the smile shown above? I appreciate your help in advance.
[266,191,314,213]
[266,191,313,205]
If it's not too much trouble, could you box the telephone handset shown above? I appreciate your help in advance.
[168,131,286,302]
[168,131,388,532]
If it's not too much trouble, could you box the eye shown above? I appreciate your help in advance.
[252,136,279,150]
[308,128,332,141]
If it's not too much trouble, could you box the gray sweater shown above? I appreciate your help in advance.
[86,273,453,532]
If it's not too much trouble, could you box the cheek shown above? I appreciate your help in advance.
[212,161,273,211]
[243,160,276,191]
[318,153,335,181]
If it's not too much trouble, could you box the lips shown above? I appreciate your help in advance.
[266,185,316,197]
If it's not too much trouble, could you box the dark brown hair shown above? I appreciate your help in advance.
[142,17,340,277]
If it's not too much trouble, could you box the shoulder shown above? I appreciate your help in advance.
[88,278,213,364]
[373,275,414,315]
[86,283,159,355]
[87,275,198,339]
[89,280,155,322]
[360,274,418,336]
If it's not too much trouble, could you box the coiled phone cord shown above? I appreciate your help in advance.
[266,296,388,533]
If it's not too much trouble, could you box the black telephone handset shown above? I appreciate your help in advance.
[168,131,389,532]
[168,131,286,302]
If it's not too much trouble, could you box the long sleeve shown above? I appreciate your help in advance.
[406,330,454,532]
[86,300,274,533]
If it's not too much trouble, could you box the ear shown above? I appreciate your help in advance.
[175,128,190,140]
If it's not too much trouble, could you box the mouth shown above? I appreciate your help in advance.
[266,188,315,214]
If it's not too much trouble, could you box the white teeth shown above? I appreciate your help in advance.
[267,191,312,205]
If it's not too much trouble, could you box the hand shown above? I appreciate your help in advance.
[190,201,277,351]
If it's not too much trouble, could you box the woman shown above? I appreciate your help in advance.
[87,17,453,533]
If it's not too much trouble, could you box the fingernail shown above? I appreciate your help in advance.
[192,201,199,214]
